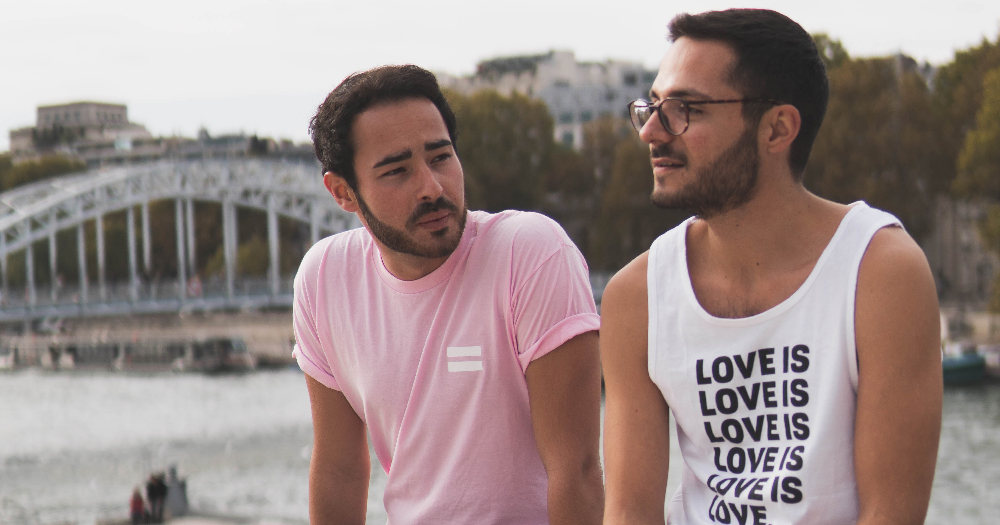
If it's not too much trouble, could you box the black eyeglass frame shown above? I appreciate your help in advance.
[627,97,781,136]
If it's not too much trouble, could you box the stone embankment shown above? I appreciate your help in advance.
[1,311,296,370]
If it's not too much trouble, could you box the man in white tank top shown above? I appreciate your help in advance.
[601,9,942,525]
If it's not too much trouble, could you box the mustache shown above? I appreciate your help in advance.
[407,197,460,227]
[651,144,687,164]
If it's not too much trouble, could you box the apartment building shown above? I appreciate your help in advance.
[438,50,656,149]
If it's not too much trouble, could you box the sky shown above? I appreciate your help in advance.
[3,0,1000,152]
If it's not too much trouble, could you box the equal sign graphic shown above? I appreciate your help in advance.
[447,346,483,372]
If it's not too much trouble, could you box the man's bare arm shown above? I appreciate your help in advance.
[304,374,370,525]
[601,253,672,525]
[855,227,942,524]
[525,330,604,525]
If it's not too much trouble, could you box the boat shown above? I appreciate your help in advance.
[942,351,987,386]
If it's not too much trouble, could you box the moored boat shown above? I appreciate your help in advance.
[942,351,987,386]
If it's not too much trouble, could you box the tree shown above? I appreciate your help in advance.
[952,67,1000,310]
[447,89,555,212]
[935,37,1000,194]
[806,54,941,241]
[813,33,850,69]
[954,67,1000,198]
[587,117,688,271]
[0,154,86,192]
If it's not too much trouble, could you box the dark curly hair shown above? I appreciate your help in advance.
[669,9,829,179]
[309,64,458,191]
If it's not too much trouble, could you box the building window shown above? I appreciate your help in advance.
[562,132,574,147]
[559,113,573,124]
[624,73,638,86]
[580,111,593,123]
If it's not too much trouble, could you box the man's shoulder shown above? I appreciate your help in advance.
[471,210,577,259]
[859,224,929,284]
[296,227,370,280]
[472,209,570,243]
[603,251,650,309]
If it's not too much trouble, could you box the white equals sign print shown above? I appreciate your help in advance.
[447,346,483,372]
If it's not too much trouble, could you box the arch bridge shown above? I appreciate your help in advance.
[0,159,359,323]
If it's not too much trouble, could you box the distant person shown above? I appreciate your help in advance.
[146,473,167,523]
[163,465,189,518]
[601,8,942,525]
[294,64,603,524]
[130,487,145,525]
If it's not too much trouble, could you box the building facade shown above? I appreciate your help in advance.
[438,51,656,149]
[10,101,155,166]
[8,102,314,167]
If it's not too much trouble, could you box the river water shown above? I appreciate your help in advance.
[0,369,997,524]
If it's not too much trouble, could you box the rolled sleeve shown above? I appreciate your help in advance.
[292,269,341,391]
[513,243,600,373]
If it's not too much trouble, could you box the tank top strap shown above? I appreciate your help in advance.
[836,202,903,390]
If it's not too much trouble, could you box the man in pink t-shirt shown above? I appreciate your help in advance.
[295,64,604,524]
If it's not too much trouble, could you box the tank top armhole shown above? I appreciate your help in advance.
[845,207,903,392]
[647,236,662,381]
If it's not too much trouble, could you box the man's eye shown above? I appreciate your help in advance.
[382,167,406,177]
[431,153,452,163]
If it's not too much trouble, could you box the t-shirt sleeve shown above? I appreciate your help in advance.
[512,237,600,373]
[292,262,342,391]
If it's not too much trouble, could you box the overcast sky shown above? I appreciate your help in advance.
[3,0,999,152]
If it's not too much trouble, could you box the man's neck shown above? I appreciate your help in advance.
[702,182,846,266]
[685,176,850,318]
[377,246,450,281]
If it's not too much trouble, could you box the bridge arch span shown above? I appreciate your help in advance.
[0,159,360,322]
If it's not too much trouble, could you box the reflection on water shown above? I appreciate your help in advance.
[0,370,997,524]
[927,383,1000,524]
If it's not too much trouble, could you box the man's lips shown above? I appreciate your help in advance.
[652,157,685,169]
[415,210,451,228]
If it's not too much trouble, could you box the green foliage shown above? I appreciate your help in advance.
[954,67,1000,198]
[31,125,81,150]
[447,89,554,212]
[813,33,850,69]
[205,235,271,277]
[585,117,688,271]
[978,204,1000,311]
[934,37,1000,193]
[806,55,941,241]
[0,154,86,192]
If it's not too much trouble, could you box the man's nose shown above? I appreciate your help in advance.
[639,113,676,145]
[415,161,444,201]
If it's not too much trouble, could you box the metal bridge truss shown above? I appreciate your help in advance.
[0,159,359,322]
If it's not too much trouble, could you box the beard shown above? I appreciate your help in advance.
[355,192,468,259]
[650,124,760,219]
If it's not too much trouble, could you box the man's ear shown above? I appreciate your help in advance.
[323,172,360,213]
[761,104,801,156]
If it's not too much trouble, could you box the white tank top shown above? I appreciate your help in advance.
[647,202,900,525]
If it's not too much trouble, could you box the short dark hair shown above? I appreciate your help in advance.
[309,64,458,190]
[668,9,829,178]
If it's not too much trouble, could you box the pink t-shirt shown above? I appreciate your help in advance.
[293,210,600,524]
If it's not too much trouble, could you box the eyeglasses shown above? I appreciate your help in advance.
[627,97,780,136]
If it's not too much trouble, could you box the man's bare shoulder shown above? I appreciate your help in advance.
[856,224,940,361]
[602,251,650,309]
[859,225,933,288]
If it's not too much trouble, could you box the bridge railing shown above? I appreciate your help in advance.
[0,275,296,319]
[0,271,609,322]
